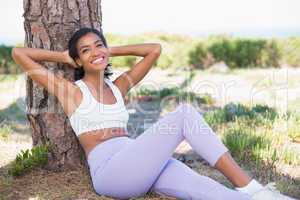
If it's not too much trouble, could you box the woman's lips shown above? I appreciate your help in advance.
[91,56,105,64]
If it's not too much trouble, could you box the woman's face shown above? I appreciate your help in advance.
[75,32,109,72]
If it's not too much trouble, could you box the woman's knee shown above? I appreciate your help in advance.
[176,103,202,119]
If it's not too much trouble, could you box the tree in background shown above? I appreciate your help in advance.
[23,0,103,169]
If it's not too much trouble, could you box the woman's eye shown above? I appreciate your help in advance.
[82,49,89,53]
[96,44,103,47]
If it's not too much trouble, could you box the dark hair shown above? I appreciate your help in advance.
[68,27,113,81]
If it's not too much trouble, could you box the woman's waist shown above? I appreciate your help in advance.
[86,133,133,167]
[79,127,130,157]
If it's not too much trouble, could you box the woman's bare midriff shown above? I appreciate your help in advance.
[78,127,129,158]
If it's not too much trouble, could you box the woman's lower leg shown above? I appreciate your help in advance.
[214,152,251,187]
[180,103,252,188]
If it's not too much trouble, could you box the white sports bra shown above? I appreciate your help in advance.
[68,78,129,137]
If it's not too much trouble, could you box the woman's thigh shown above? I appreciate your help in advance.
[92,106,186,198]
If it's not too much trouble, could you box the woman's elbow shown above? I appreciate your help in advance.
[153,43,162,55]
[11,47,22,61]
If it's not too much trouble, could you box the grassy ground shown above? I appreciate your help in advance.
[1,68,300,199]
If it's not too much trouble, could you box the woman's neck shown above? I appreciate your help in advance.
[82,71,107,91]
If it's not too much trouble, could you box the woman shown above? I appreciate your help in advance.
[12,27,295,200]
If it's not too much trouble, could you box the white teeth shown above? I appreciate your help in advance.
[92,57,104,64]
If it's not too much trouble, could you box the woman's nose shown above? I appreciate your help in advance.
[92,46,105,56]
[91,48,101,57]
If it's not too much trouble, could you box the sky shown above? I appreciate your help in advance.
[1,0,300,45]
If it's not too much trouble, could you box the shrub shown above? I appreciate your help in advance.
[106,33,298,69]
[0,45,20,74]
[8,144,49,177]
[188,42,209,69]
[261,40,282,68]
[208,38,235,67]
[279,37,300,67]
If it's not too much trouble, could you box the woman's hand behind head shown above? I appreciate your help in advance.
[63,50,79,68]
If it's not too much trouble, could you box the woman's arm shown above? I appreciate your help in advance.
[110,43,161,97]
[12,47,78,114]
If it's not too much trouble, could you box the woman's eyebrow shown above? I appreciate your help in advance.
[79,40,103,50]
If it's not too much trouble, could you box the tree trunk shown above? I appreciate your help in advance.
[23,0,103,170]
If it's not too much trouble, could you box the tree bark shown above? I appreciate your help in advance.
[23,0,103,170]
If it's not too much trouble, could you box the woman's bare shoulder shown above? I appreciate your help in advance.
[59,80,83,118]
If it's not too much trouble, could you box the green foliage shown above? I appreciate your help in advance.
[261,40,282,68]
[208,38,280,68]
[222,124,271,162]
[0,74,19,83]
[0,102,26,122]
[0,45,20,74]
[208,38,236,67]
[203,103,278,128]
[187,36,284,69]
[188,42,208,68]
[0,124,12,139]
[204,102,300,168]
[286,113,300,142]
[281,147,300,165]
[8,144,49,177]
[110,56,137,68]
[106,32,197,69]
[279,37,300,67]
[3,34,299,73]
[133,86,214,105]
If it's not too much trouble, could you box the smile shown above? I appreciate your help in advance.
[91,56,105,64]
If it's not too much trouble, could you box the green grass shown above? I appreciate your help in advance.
[281,147,300,166]
[8,144,50,177]
[0,74,20,83]
[0,124,12,139]
[203,103,278,128]
[221,124,272,162]
[204,102,299,170]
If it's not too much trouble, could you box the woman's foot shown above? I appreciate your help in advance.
[251,182,296,200]
[236,180,296,200]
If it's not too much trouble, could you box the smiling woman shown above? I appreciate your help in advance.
[11,27,162,158]
[11,27,295,200]
[68,28,113,81]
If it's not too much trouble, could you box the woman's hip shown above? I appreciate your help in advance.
[87,136,134,176]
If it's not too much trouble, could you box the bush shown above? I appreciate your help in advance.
[8,144,49,177]
[279,37,300,67]
[0,45,20,74]
[261,40,282,68]
[187,37,283,69]
[208,38,235,67]
[188,42,209,69]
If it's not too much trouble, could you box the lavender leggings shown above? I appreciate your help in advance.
[87,103,251,200]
